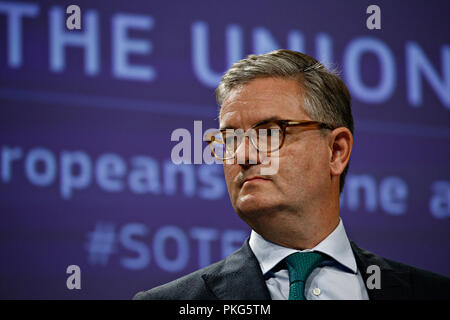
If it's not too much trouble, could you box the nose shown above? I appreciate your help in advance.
[234,135,259,166]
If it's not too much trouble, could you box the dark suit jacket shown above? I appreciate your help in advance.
[133,239,450,300]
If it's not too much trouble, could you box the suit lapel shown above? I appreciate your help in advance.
[201,238,413,300]
[202,238,271,300]
[350,241,412,300]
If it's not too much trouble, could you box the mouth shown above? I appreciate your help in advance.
[242,176,271,186]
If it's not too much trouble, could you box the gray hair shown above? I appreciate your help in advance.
[215,49,354,194]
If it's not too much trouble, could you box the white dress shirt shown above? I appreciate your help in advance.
[249,219,369,300]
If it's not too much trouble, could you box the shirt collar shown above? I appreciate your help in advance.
[249,218,358,275]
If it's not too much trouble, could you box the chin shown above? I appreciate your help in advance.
[235,193,279,217]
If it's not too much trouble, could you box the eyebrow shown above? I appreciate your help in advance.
[219,116,282,130]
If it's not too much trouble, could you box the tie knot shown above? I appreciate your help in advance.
[285,251,324,283]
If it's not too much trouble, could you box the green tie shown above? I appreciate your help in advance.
[285,252,324,300]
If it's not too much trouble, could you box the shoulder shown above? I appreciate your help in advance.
[133,259,226,300]
[350,241,450,299]
[133,238,267,300]
[384,257,450,298]
[394,259,450,295]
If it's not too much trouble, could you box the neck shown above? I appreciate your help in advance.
[245,201,341,250]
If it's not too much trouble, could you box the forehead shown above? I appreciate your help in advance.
[219,77,309,128]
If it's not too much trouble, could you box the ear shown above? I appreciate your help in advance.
[328,127,353,177]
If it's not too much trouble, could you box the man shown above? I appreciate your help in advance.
[134,49,450,300]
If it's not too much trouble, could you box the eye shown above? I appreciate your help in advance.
[257,126,279,136]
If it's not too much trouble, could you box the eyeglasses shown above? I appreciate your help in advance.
[205,119,335,160]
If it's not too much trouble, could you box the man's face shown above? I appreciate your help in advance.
[219,77,333,228]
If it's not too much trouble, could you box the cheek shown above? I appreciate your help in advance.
[280,140,329,188]
[223,165,238,193]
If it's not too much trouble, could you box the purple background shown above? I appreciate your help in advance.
[0,0,449,299]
